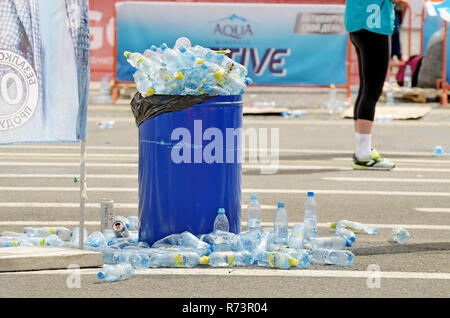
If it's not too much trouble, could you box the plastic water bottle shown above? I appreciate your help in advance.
[335,227,356,244]
[246,194,261,231]
[305,236,353,250]
[70,227,88,247]
[303,192,318,240]
[331,220,378,235]
[114,216,130,230]
[285,249,311,269]
[238,230,261,253]
[281,110,307,118]
[253,231,272,256]
[94,246,120,264]
[133,70,155,97]
[179,231,212,255]
[213,208,229,232]
[147,250,201,268]
[86,231,107,248]
[128,216,138,231]
[386,76,394,106]
[273,202,288,245]
[310,249,354,267]
[113,251,150,269]
[404,65,412,90]
[23,226,71,241]
[201,231,244,252]
[199,251,254,267]
[254,251,299,269]
[97,263,134,283]
[288,223,305,249]
[151,233,181,248]
[391,227,410,244]
[434,146,444,157]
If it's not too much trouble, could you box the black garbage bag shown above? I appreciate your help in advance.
[130,93,214,127]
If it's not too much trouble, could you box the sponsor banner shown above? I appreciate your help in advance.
[0,0,89,144]
[115,1,348,86]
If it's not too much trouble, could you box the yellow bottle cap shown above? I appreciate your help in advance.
[199,256,210,264]
[330,222,336,229]
[289,258,299,266]
[196,58,204,65]
[176,72,183,80]
[124,51,131,58]
[330,84,336,89]
[146,88,155,96]
[214,72,222,79]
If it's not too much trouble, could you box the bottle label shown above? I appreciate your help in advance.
[49,227,55,235]
[226,254,234,267]
[247,218,260,229]
[175,253,185,267]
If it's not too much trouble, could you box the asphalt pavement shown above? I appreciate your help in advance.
[0,86,450,299]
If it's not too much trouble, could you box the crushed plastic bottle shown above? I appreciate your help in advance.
[179,231,212,255]
[403,65,412,90]
[246,194,261,231]
[113,251,150,269]
[274,202,288,245]
[285,249,311,269]
[434,146,444,157]
[391,227,410,244]
[253,230,273,256]
[86,231,107,248]
[386,76,395,106]
[335,227,356,245]
[23,226,71,241]
[310,249,354,267]
[238,230,261,253]
[201,231,244,252]
[128,216,139,231]
[152,233,181,248]
[213,208,230,232]
[303,192,318,240]
[70,227,88,247]
[97,263,134,283]
[97,120,115,130]
[288,223,305,249]
[200,251,254,267]
[331,220,379,235]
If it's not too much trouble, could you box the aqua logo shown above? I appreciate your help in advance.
[213,14,254,40]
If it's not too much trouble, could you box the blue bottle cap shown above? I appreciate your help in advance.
[97,271,106,279]
[150,45,157,52]
[307,192,314,197]
[350,237,356,243]
[218,208,225,214]
[178,45,186,53]
[251,194,257,200]
[345,240,352,247]
[278,202,284,208]
[160,43,168,50]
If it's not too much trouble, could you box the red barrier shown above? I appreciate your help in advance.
[89,0,345,81]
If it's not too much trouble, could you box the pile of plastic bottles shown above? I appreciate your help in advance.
[0,195,411,283]
[125,37,252,97]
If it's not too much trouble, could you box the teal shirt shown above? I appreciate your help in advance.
[345,0,395,35]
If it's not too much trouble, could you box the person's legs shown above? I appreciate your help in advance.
[349,29,394,170]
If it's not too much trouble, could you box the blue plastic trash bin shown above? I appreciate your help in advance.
[138,95,243,246]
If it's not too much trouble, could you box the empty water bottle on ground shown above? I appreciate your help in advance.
[310,249,354,267]
[97,263,134,283]
[86,231,107,248]
[179,231,212,255]
[254,251,298,269]
[305,236,352,250]
[246,194,261,231]
[331,220,378,235]
[113,251,150,269]
[70,227,88,246]
[152,233,181,248]
[238,230,261,253]
[147,250,201,268]
[213,208,229,232]
[391,227,410,244]
[304,192,318,240]
[201,231,244,252]
[434,146,444,157]
[335,227,356,245]
[404,65,412,90]
[23,226,71,241]
[281,110,307,118]
[285,249,311,269]
[288,223,305,249]
[274,202,288,245]
[253,231,273,256]
[386,77,394,106]
[128,216,139,231]
[200,251,254,267]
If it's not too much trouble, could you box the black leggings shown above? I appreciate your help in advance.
[350,29,391,121]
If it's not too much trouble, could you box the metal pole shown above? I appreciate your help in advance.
[79,139,87,249]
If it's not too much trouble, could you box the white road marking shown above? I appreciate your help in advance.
[0,174,137,179]
[1,186,450,197]
[323,177,450,184]
[415,208,450,213]
[3,267,450,280]
[0,152,137,158]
